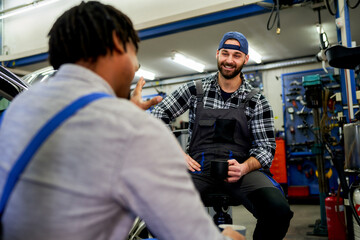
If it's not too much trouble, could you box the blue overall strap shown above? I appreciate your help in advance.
[0,92,112,218]
[0,111,4,127]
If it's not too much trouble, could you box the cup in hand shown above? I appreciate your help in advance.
[210,160,228,180]
[218,224,246,236]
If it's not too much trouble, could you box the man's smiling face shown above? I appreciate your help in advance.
[216,39,249,80]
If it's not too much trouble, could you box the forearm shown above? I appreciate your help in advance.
[152,82,194,124]
[151,105,173,125]
[227,157,261,183]
[242,156,262,174]
[249,145,275,168]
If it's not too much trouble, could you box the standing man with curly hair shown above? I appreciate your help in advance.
[0,2,244,240]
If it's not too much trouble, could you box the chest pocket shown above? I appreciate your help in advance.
[214,118,236,143]
[198,119,215,144]
[198,118,237,144]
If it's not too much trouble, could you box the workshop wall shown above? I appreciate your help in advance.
[263,62,324,131]
[1,0,77,58]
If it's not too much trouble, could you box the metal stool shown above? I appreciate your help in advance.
[203,191,240,226]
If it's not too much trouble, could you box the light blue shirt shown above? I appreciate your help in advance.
[0,64,229,240]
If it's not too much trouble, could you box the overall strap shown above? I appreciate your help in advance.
[0,92,112,219]
[188,80,204,154]
[194,80,204,111]
[195,80,203,102]
[0,111,4,127]
[238,89,258,108]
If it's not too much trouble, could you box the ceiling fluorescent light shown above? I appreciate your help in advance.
[171,51,205,73]
[316,23,324,34]
[0,0,60,20]
[136,69,156,80]
[249,47,262,64]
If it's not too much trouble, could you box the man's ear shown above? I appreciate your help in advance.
[112,31,125,54]
[244,54,249,65]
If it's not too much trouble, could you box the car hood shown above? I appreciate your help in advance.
[0,65,30,101]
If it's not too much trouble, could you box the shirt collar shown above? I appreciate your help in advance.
[52,64,116,96]
[213,71,252,95]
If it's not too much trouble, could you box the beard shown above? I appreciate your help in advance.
[217,58,244,80]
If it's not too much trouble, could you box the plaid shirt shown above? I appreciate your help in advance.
[152,73,276,168]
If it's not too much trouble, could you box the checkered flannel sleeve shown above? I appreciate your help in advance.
[249,94,276,169]
[152,82,195,127]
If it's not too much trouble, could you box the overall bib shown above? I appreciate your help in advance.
[188,80,257,177]
[188,80,293,240]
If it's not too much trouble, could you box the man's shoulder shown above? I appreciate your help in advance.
[242,81,265,99]
[195,73,217,91]
[203,73,218,84]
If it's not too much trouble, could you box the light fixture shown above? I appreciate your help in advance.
[171,51,205,73]
[316,24,323,34]
[248,47,262,64]
[315,23,329,50]
[0,0,60,20]
[135,69,156,80]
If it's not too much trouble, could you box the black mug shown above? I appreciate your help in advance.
[210,160,228,180]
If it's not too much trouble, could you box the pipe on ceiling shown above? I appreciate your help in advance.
[134,56,319,89]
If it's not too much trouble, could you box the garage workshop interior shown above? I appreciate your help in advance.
[0,0,360,239]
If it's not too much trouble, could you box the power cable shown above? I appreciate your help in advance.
[267,0,281,34]
[347,0,360,9]
[325,0,337,16]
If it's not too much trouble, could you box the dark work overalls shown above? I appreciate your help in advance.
[188,80,293,240]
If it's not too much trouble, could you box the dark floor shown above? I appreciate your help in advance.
[232,204,329,239]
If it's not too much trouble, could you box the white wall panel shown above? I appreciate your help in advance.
[2,0,80,59]
[104,0,260,30]
[1,0,259,61]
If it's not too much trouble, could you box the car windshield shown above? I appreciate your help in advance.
[0,66,56,115]
[22,66,56,85]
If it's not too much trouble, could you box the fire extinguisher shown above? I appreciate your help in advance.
[325,191,346,240]
[353,188,360,239]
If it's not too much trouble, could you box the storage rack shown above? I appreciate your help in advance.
[281,68,342,197]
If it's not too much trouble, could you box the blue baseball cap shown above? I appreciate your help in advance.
[218,31,248,55]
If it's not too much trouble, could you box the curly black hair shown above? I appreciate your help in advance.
[48,1,140,69]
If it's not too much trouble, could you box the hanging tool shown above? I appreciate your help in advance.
[296,95,307,106]
[289,87,302,92]
[289,125,296,143]
[296,106,310,118]
[326,84,341,90]
[290,80,302,86]
[287,98,298,108]
[296,124,309,130]
[287,107,295,121]
[297,124,310,138]
[286,91,301,96]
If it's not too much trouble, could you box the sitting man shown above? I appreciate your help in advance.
[152,31,294,240]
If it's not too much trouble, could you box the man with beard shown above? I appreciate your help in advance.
[152,31,293,240]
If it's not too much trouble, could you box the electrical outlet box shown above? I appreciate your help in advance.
[335,92,342,102]
[338,111,343,120]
